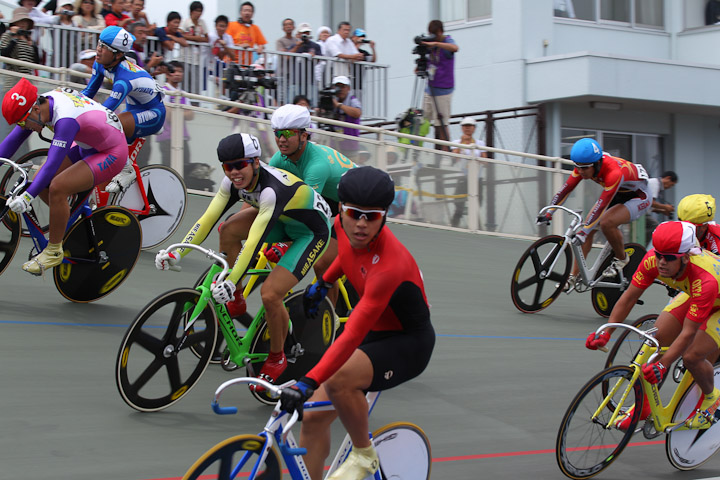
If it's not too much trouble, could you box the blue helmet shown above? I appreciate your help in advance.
[570,138,602,165]
[98,26,135,53]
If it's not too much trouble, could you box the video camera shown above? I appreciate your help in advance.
[412,33,436,73]
[318,85,340,113]
[223,64,278,102]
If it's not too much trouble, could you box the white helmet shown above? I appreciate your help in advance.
[271,104,311,130]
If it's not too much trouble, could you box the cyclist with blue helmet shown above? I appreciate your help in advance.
[83,26,166,142]
[542,137,652,279]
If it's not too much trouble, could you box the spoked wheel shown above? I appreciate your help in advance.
[556,366,642,479]
[666,363,720,470]
[182,434,281,480]
[247,291,336,405]
[0,149,50,237]
[189,265,254,365]
[113,165,187,250]
[54,206,142,302]
[116,288,218,412]
[510,235,571,313]
[0,197,21,276]
[373,422,432,480]
[591,243,646,317]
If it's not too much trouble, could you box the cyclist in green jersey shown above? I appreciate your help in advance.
[220,105,357,305]
[156,133,331,386]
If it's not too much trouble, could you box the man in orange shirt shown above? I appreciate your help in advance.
[226,1,266,65]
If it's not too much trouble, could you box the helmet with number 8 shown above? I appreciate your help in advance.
[98,26,135,53]
[677,194,716,225]
[570,138,603,165]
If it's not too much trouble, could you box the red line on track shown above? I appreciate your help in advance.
[144,440,665,480]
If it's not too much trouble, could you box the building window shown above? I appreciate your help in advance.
[439,0,491,24]
[555,0,664,29]
[561,128,664,176]
[329,0,365,32]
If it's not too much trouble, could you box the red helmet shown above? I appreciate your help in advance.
[652,221,696,255]
[2,78,38,125]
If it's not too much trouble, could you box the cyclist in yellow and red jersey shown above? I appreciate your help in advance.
[678,194,720,254]
[540,138,652,279]
[586,221,720,430]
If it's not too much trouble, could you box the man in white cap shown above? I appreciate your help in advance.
[316,25,331,55]
[450,116,487,227]
[68,49,98,85]
[326,75,362,155]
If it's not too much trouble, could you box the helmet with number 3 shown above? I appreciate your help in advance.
[99,26,135,53]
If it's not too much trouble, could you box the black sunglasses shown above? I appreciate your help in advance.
[221,158,255,173]
[655,251,683,262]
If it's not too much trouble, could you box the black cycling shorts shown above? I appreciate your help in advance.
[359,326,435,391]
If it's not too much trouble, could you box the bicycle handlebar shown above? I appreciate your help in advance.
[210,376,301,434]
[0,157,31,198]
[596,322,661,352]
[538,204,584,226]
[164,242,230,282]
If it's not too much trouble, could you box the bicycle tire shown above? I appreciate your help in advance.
[115,288,217,412]
[510,235,571,313]
[666,363,720,470]
[182,434,281,480]
[0,196,21,276]
[113,165,187,250]
[373,422,432,480]
[556,365,642,480]
[591,243,646,317]
[247,291,336,405]
[54,206,142,303]
[0,149,51,237]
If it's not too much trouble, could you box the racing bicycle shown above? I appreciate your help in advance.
[0,157,142,302]
[510,205,646,317]
[181,376,432,480]
[115,242,337,411]
[0,137,186,250]
[556,322,720,479]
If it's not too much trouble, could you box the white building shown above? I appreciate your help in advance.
[165,0,719,204]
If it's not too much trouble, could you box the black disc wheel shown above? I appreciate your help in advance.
[0,196,21,276]
[591,243,646,317]
[247,291,336,405]
[510,235,571,313]
[182,434,281,480]
[54,206,142,302]
[116,288,218,412]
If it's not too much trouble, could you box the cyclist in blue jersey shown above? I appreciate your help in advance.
[83,26,166,191]
[83,26,166,142]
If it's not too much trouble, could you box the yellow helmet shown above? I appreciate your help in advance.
[677,194,716,225]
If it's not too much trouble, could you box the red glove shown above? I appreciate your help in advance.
[585,330,611,350]
[642,362,667,384]
[264,242,289,263]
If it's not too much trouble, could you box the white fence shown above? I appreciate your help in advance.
[0,59,596,240]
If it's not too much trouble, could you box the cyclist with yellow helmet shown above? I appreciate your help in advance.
[678,194,720,254]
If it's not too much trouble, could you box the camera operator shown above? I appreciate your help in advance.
[290,22,322,56]
[419,19,458,150]
[325,75,362,155]
[351,28,375,62]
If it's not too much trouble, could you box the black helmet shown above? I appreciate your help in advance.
[338,166,395,209]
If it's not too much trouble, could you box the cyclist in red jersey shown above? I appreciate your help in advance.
[678,194,720,254]
[586,221,720,430]
[540,138,652,280]
[279,166,435,480]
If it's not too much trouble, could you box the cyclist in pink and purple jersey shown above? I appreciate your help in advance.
[0,78,128,275]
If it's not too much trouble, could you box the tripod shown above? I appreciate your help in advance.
[410,64,450,150]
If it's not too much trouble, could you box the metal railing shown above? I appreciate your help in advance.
[0,59,592,241]
[25,24,388,120]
